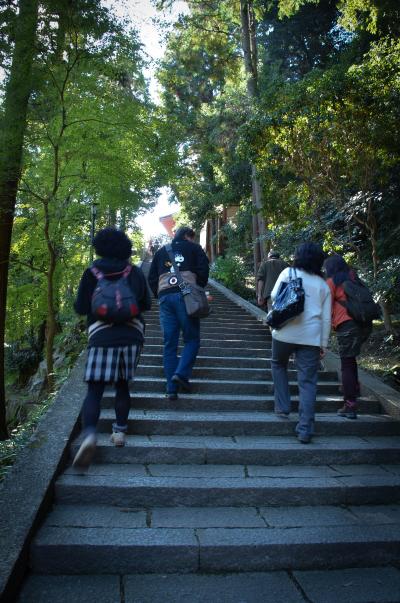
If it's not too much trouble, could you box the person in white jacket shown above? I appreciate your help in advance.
[270,242,331,444]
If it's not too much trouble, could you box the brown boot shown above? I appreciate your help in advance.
[337,400,357,420]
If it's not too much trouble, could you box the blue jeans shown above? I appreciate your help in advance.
[271,338,320,437]
[159,292,200,394]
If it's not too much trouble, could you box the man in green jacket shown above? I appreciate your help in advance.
[257,250,288,311]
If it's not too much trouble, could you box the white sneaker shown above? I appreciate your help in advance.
[110,431,126,447]
[72,433,97,468]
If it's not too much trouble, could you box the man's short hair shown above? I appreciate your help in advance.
[268,250,280,259]
[174,226,195,241]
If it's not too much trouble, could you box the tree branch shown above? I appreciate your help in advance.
[65,118,131,129]
[19,185,47,203]
[10,257,46,274]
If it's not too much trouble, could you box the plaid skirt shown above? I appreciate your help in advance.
[84,345,141,382]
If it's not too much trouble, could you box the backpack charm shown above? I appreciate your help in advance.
[90,265,139,324]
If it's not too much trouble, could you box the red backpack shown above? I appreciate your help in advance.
[90,265,139,324]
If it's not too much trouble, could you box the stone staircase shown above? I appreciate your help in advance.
[18,284,400,601]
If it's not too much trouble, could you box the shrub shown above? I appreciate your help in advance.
[210,255,251,298]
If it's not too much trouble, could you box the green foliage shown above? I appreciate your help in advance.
[278,0,319,19]
[260,0,344,82]
[278,0,400,36]
[210,254,251,298]
[157,1,251,229]
[2,1,178,401]
[0,391,54,481]
[221,203,253,262]
[155,0,400,330]
[4,5,167,334]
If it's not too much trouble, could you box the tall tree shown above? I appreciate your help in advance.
[240,0,266,271]
[16,4,160,387]
[0,0,39,439]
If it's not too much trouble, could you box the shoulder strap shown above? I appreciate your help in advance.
[90,266,104,281]
[165,245,184,284]
[90,264,132,281]
[121,264,132,278]
[165,244,191,292]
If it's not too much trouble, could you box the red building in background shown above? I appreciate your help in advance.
[159,214,176,237]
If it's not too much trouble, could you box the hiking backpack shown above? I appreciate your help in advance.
[340,277,381,324]
[90,265,139,324]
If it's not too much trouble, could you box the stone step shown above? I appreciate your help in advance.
[146,326,272,338]
[19,566,400,602]
[70,434,400,466]
[62,462,400,481]
[30,521,400,574]
[144,344,272,357]
[23,273,400,589]
[145,313,265,324]
[130,377,340,395]
[97,410,400,437]
[146,320,271,339]
[146,297,258,312]
[140,353,272,368]
[55,471,400,508]
[136,365,338,382]
[65,460,400,478]
[40,500,400,530]
[102,392,381,414]
[145,332,271,343]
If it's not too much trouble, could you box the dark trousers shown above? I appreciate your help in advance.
[271,338,320,437]
[340,357,359,402]
[336,320,371,403]
[159,292,200,394]
[82,380,131,435]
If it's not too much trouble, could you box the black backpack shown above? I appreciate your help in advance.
[90,265,139,324]
[340,277,381,324]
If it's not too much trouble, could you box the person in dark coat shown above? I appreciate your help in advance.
[148,226,209,400]
[73,227,151,468]
[257,250,288,311]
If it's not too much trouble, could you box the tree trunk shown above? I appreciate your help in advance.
[252,213,261,273]
[120,208,127,231]
[55,1,69,60]
[367,202,395,334]
[211,218,217,262]
[380,300,396,336]
[252,165,266,262]
[0,0,39,439]
[219,208,227,256]
[206,219,213,261]
[45,251,57,390]
[42,195,59,390]
[240,0,266,275]
[108,207,117,227]
[240,0,257,97]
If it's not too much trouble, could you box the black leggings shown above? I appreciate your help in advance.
[82,380,131,434]
[340,357,360,402]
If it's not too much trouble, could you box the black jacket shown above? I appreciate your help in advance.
[74,258,152,347]
[148,240,209,298]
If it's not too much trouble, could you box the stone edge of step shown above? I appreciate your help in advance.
[0,354,87,602]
